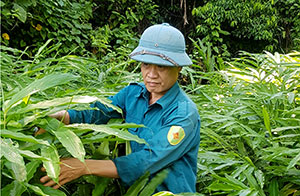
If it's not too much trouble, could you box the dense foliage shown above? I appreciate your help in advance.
[1,0,300,195]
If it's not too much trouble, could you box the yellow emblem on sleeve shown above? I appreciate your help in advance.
[167,126,185,145]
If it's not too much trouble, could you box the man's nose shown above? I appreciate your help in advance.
[147,65,159,78]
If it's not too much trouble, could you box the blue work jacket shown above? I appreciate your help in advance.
[68,82,200,193]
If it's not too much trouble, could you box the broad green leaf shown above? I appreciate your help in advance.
[268,179,279,196]
[25,183,50,196]
[208,182,241,191]
[19,95,115,112]
[287,151,300,170]
[67,124,147,144]
[0,129,50,146]
[33,184,67,196]
[89,177,111,196]
[97,140,110,156]
[139,169,169,196]
[3,73,78,113]
[41,145,60,184]
[18,149,50,161]
[211,174,245,190]
[44,118,85,162]
[201,128,231,148]
[55,127,85,162]
[272,126,300,132]
[254,170,264,189]
[244,171,266,196]
[287,92,295,104]
[124,172,150,196]
[26,160,41,182]
[0,139,27,181]
[1,180,26,196]
[107,123,145,129]
[224,174,248,189]
[34,39,53,59]
[13,3,27,23]
[262,106,272,137]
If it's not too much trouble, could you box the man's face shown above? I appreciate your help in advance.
[141,63,181,98]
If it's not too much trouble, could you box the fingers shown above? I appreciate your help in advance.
[40,158,82,189]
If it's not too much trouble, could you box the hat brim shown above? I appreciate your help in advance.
[129,46,192,66]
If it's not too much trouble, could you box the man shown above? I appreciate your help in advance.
[40,23,200,193]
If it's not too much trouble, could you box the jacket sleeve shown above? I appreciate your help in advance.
[68,87,128,124]
[113,101,200,186]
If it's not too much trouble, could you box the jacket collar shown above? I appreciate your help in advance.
[136,82,180,109]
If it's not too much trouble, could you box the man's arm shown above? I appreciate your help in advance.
[40,158,119,189]
[35,110,70,136]
[49,110,70,125]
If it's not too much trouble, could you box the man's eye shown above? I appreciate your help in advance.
[157,65,166,70]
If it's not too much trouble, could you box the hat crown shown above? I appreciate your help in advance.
[129,23,192,66]
[139,23,186,52]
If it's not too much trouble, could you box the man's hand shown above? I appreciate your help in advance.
[49,110,70,125]
[40,158,89,189]
[40,158,119,189]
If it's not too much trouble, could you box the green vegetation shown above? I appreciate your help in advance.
[1,0,300,195]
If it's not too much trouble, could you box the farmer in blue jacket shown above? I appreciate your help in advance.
[40,23,200,193]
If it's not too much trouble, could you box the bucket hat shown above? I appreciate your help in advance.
[129,23,192,66]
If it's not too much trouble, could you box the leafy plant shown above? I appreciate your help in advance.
[1,0,93,55]
[0,44,156,195]
[194,51,300,195]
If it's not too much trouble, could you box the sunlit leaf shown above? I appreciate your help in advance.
[139,169,169,196]
[44,118,85,162]
[287,151,300,170]
[124,172,150,196]
[67,124,147,144]
[41,145,60,184]
[0,180,26,196]
[0,129,50,146]
[0,139,27,182]
[25,183,50,196]
[3,73,78,113]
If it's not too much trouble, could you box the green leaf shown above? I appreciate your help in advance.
[67,124,147,144]
[19,149,50,161]
[1,180,26,196]
[262,106,272,137]
[107,123,145,129]
[13,3,27,23]
[41,145,60,184]
[0,129,50,146]
[33,184,67,196]
[287,92,295,104]
[34,39,53,59]
[24,183,50,196]
[0,139,27,182]
[208,182,241,191]
[139,169,169,196]
[26,160,41,182]
[124,172,150,196]
[272,126,300,132]
[91,177,111,196]
[3,73,78,113]
[44,118,85,162]
[268,179,279,196]
[19,95,121,114]
[287,151,300,170]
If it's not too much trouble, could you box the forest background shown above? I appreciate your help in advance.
[1,0,300,196]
